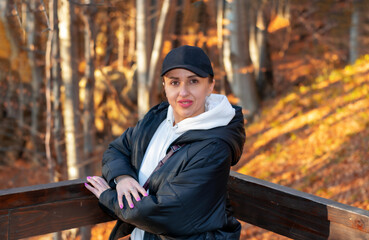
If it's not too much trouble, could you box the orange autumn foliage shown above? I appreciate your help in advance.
[236,55,369,240]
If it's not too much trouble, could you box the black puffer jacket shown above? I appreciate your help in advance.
[99,102,245,240]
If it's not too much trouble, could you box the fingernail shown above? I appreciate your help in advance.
[87,176,91,179]
[119,204,123,209]
[130,204,134,208]
[136,197,141,201]
[84,183,88,187]
[144,193,148,196]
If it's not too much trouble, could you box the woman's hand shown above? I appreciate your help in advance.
[85,176,111,199]
[115,175,148,209]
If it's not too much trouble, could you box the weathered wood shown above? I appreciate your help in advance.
[1,172,369,239]
[228,171,369,240]
[0,210,9,240]
[0,179,90,209]
[9,197,113,239]
[0,179,115,240]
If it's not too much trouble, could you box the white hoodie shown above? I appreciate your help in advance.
[131,94,235,239]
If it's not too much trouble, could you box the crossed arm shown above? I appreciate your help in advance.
[85,174,147,209]
[85,140,232,236]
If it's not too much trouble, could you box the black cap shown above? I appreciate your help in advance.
[161,45,214,77]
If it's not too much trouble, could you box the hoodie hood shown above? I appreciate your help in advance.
[170,95,245,166]
[167,94,235,134]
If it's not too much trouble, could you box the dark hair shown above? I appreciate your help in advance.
[208,76,214,83]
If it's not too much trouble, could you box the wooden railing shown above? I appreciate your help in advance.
[1,171,369,240]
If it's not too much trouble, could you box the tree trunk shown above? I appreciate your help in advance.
[26,0,43,163]
[2,0,21,121]
[349,0,362,64]
[148,0,173,106]
[136,0,149,118]
[224,0,260,119]
[147,0,171,89]
[180,0,192,45]
[50,0,64,174]
[277,0,291,57]
[171,0,184,47]
[249,1,259,84]
[128,1,136,65]
[73,4,97,239]
[58,0,82,180]
[117,16,125,69]
[45,0,55,183]
[82,0,96,178]
[255,2,274,99]
[223,0,233,91]
[146,0,155,59]
[103,8,114,66]
[216,0,225,94]
[119,2,137,111]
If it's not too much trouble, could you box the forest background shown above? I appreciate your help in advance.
[0,0,369,239]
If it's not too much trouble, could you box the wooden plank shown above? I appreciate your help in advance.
[8,196,114,240]
[329,222,369,240]
[0,179,88,210]
[0,210,9,240]
[228,171,369,240]
[1,172,369,239]
[0,179,116,239]
[229,189,328,239]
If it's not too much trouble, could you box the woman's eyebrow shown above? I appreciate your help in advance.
[166,76,179,79]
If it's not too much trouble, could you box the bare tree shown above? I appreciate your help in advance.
[349,0,363,64]
[128,2,136,65]
[82,0,97,177]
[136,0,149,118]
[43,0,64,190]
[1,0,23,122]
[0,1,21,165]
[136,0,172,118]
[58,0,82,180]
[224,0,260,119]
[117,15,126,70]
[118,0,137,111]
[50,0,64,179]
[223,0,233,95]
[45,0,55,183]
[26,0,45,163]
[254,1,274,98]
[58,2,83,239]
[216,0,226,94]
[148,0,173,106]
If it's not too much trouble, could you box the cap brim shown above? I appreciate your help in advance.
[161,65,210,78]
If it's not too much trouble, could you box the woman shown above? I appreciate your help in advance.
[85,45,246,240]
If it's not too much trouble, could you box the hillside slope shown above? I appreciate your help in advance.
[236,55,369,239]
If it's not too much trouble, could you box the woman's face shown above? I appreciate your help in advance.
[163,68,214,124]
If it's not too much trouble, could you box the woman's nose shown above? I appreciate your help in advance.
[179,84,189,96]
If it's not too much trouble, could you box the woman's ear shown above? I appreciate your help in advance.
[208,79,215,95]
[162,79,167,96]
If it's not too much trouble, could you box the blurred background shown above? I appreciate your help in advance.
[0,0,369,239]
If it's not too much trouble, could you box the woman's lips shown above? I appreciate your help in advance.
[178,99,193,108]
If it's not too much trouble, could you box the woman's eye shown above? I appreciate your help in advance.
[170,81,179,86]
[190,79,199,84]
